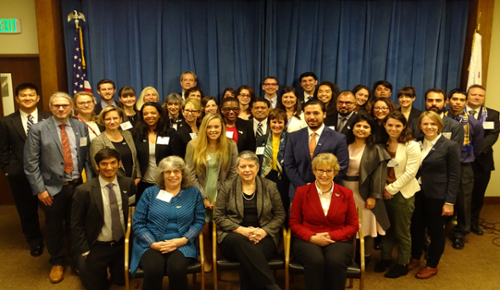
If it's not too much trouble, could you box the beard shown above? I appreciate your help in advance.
[428,106,443,114]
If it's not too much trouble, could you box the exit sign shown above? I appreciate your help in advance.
[0,19,21,33]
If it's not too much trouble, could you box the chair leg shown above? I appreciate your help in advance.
[201,271,205,290]
[347,278,353,288]
[134,278,140,289]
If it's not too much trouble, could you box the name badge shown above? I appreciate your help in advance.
[156,190,173,203]
[483,121,494,130]
[442,132,452,140]
[80,137,87,147]
[256,147,265,155]
[172,123,178,131]
[387,159,399,168]
[190,133,198,140]
[120,121,133,130]
[226,131,234,138]
[157,136,170,145]
[329,126,335,131]
[206,154,211,161]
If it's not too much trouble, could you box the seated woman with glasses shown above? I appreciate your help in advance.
[171,98,202,159]
[236,85,256,120]
[365,97,396,142]
[220,97,256,153]
[130,156,205,290]
[289,153,359,290]
[214,151,285,290]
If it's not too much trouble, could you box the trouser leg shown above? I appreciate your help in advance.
[140,249,166,290]
[385,192,414,265]
[425,197,446,268]
[471,163,490,227]
[453,163,473,238]
[410,191,426,260]
[292,237,325,290]
[84,244,113,290]
[166,250,190,290]
[324,241,353,290]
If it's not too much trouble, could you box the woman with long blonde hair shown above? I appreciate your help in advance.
[185,113,238,271]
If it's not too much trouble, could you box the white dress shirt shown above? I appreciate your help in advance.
[315,181,334,215]
[265,96,278,108]
[253,117,268,136]
[20,108,38,135]
[421,134,441,162]
[307,123,325,145]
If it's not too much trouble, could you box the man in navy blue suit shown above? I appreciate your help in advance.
[284,99,349,202]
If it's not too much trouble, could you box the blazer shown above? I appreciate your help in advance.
[89,130,141,179]
[286,113,308,133]
[24,117,94,196]
[185,139,238,199]
[289,182,359,242]
[213,176,286,246]
[133,129,174,177]
[284,126,349,201]
[417,135,461,204]
[411,115,464,146]
[94,102,104,116]
[474,107,500,171]
[398,106,423,124]
[233,118,256,152]
[385,141,422,198]
[170,120,199,159]
[0,110,51,180]
[356,144,391,230]
[324,112,357,136]
[248,116,268,137]
[71,176,137,255]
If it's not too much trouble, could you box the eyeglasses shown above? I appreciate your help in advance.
[77,101,94,106]
[374,107,389,112]
[337,101,354,106]
[164,169,182,175]
[315,169,334,175]
[263,83,278,86]
[221,107,241,112]
[51,104,71,109]
[183,110,200,114]
[238,94,251,98]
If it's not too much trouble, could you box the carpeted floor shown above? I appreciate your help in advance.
[0,203,499,290]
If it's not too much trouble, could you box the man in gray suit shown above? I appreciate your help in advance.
[24,92,94,283]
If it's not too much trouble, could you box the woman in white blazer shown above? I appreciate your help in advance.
[277,86,307,133]
[374,111,422,278]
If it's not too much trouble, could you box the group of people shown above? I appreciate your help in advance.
[0,70,498,290]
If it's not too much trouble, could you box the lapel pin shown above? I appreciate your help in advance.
[335,193,340,197]
[176,206,182,208]
[238,130,243,134]
[123,191,127,193]
[318,143,322,146]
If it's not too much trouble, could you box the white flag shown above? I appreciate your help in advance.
[467,32,482,90]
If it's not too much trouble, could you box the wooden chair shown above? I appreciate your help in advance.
[285,208,365,290]
[124,206,205,290]
[212,220,287,290]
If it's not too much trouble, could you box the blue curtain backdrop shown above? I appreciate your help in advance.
[61,0,470,110]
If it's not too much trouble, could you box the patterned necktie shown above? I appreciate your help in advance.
[469,109,477,117]
[27,114,34,133]
[106,183,124,241]
[59,124,74,174]
[309,132,317,158]
[338,117,347,132]
[257,123,263,137]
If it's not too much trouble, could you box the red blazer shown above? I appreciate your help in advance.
[290,182,359,242]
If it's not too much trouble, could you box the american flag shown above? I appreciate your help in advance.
[72,27,92,95]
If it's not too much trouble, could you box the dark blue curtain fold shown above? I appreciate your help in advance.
[62,0,470,109]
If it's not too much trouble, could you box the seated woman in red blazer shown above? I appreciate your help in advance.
[289,153,359,290]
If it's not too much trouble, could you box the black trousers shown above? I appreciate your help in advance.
[220,232,278,290]
[266,170,290,225]
[292,237,353,290]
[471,163,491,226]
[75,240,125,290]
[452,163,473,238]
[410,191,446,268]
[140,249,192,290]
[39,182,80,265]
[7,175,43,247]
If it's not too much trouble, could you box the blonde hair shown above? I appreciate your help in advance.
[312,153,340,173]
[192,113,231,175]
[136,86,160,111]
[97,106,127,127]
[182,98,202,111]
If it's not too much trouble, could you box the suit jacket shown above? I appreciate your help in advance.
[89,130,141,179]
[185,139,238,198]
[357,144,391,230]
[284,126,349,201]
[385,141,421,198]
[133,129,174,177]
[24,117,94,196]
[233,118,256,152]
[411,115,464,146]
[398,106,423,124]
[0,110,51,180]
[71,176,137,255]
[170,120,199,159]
[324,112,357,136]
[474,107,500,171]
[289,183,359,242]
[94,102,104,116]
[417,135,461,203]
[249,116,268,138]
[286,113,307,133]
[213,176,286,246]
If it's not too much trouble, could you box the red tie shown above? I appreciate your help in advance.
[60,124,74,174]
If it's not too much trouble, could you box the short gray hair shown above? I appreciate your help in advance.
[236,150,259,167]
[49,92,73,107]
[164,93,183,105]
[155,156,191,189]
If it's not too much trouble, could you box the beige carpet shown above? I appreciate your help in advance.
[0,204,499,290]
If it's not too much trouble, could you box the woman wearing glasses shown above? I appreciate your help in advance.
[366,97,396,143]
[220,97,256,153]
[170,98,202,159]
[73,92,101,141]
[236,85,256,120]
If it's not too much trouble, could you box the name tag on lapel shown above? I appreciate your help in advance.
[483,121,494,130]
[156,190,173,203]
[157,136,170,145]
[387,159,399,167]
[120,121,133,130]
[329,126,335,131]
[256,147,265,155]
[226,131,234,138]
[80,137,87,147]
[442,132,452,140]
[190,133,198,139]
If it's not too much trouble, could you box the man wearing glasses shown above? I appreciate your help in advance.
[325,91,357,136]
[24,92,94,283]
[262,76,279,108]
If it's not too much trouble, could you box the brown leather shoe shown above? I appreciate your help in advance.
[49,265,64,284]
[415,266,438,279]
[407,258,421,271]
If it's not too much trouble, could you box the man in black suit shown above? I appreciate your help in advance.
[94,79,117,115]
[0,83,51,257]
[72,148,136,290]
[466,85,500,236]
[251,98,271,138]
[325,90,357,136]
[298,72,318,105]
[262,76,279,108]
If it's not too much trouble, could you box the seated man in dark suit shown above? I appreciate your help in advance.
[298,72,318,105]
[94,79,117,115]
[325,90,357,136]
[72,148,136,290]
[284,99,349,202]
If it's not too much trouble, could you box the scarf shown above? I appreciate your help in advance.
[445,109,472,150]
[260,132,286,179]
[478,106,488,123]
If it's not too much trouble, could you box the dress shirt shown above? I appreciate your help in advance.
[265,96,278,108]
[304,92,314,102]
[307,123,325,145]
[53,117,80,181]
[466,105,480,120]
[97,175,125,241]
[315,181,334,216]
[253,117,268,137]
[19,108,38,134]
[101,100,117,110]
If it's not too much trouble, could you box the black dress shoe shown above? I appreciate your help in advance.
[452,238,464,249]
[384,263,408,278]
[471,224,484,235]
[374,259,391,273]
[30,245,43,257]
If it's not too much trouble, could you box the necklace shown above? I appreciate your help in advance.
[242,191,256,201]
